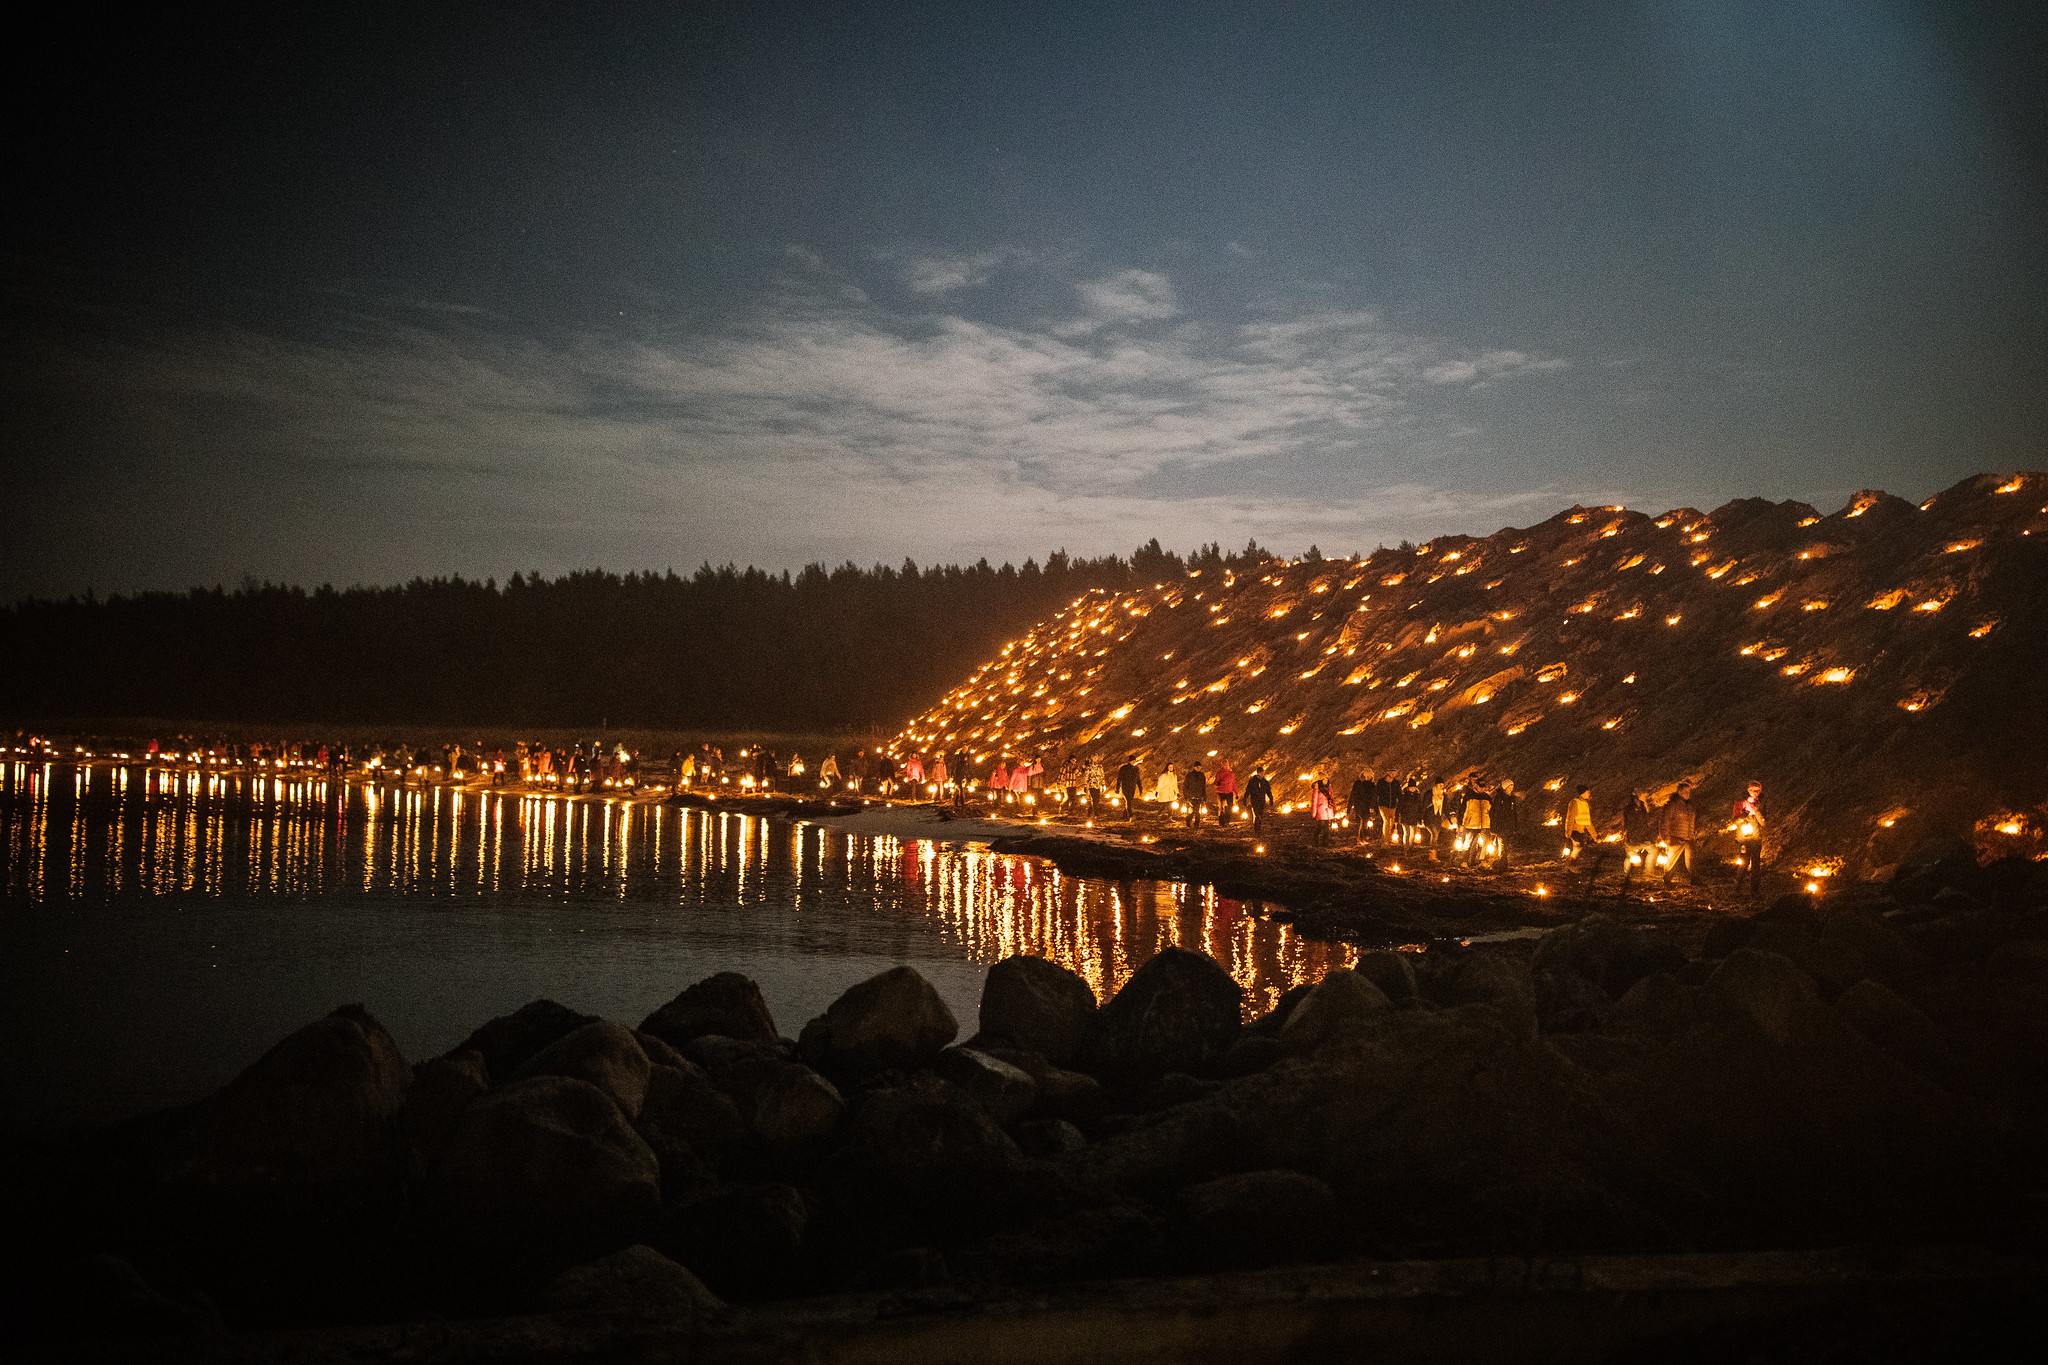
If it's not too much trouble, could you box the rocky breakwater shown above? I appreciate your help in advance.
[7,846,2046,1353]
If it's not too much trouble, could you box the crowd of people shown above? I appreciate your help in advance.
[110,731,1772,892]
[873,746,1771,891]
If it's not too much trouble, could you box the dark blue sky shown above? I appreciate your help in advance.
[5,1,2043,599]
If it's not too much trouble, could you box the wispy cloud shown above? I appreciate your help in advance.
[10,255,1580,593]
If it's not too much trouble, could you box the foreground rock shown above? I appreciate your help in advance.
[977,955,1099,1063]
[513,1020,652,1119]
[450,999,597,1081]
[798,966,958,1080]
[640,972,780,1048]
[171,1004,410,1189]
[1081,947,1244,1086]
[432,1076,661,1221]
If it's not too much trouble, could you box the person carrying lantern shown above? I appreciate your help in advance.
[1659,780,1697,885]
[1460,778,1494,866]
[1245,768,1273,834]
[1347,768,1377,845]
[1116,755,1142,820]
[1733,781,1767,897]
[1214,760,1239,827]
[1310,777,1338,846]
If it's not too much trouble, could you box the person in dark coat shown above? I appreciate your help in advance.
[1376,773,1400,846]
[1116,756,1142,821]
[1183,764,1207,830]
[1493,778,1519,859]
[1244,769,1274,835]
[1620,788,1659,891]
[1347,769,1377,844]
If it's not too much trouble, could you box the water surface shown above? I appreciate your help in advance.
[2,761,1362,1131]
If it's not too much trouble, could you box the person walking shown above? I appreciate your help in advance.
[1085,753,1108,819]
[1659,780,1697,885]
[1460,778,1494,866]
[1347,768,1377,844]
[1182,763,1207,829]
[1214,760,1238,827]
[1494,779,1520,858]
[1245,768,1273,835]
[1116,755,1142,821]
[1310,777,1338,846]
[1619,787,1659,892]
[950,749,969,809]
[1154,762,1180,811]
[1733,781,1767,897]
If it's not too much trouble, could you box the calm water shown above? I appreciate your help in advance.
[1,761,1362,1132]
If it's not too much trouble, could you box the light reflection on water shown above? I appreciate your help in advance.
[2,762,1358,1129]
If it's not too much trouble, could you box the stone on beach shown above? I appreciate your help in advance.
[641,972,780,1049]
[173,1004,410,1188]
[514,1019,653,1119]
[1081,946,1245,1086]
[1278,968,1393,1053]
[977,954,1099,1064]
[539,1244,723,1321]
[451,999,598,1082]
[432,1075,661,1221]
[798,965,959,1079]
[929,1046,1039,1126]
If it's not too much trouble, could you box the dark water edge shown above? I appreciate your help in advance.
[1,760,1360,1132]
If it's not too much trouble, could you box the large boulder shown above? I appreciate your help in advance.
[1698,950,1815,1042]
[451,999,597,1081]
[1532,915,1686,999]
[1604,972,1696,1036]
[1081,948,1245,1086]
[978,956,1098,1063]
[1820,912,1924,983]
[1070,1005,1661,1248]
[432,1076,660,1221]
[1744,923,1866,998]
[1425,951,1538,1042]
[711,1056,845,1151]
[929,1047,1038,1126]
[1278,969,1392,1054]
[638,1063,746,1154]
[539,1244,722,1321]
[514,1020,652,1119]
[641,973,779,1048]
[1890,836,1981,903]
[399,1049,491,1165]
[798,966,958,1080]
[1352,951,1419,1004]
[653,1184,810,1300]
[1169,1169,1341,1271]
[1835,978,1952,1080]
[815,1078,1051,1251]
[172,1004,410,1188]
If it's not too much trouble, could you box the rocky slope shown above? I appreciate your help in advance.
[893,471,2048,870]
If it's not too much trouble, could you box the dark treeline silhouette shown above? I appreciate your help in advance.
[2,539,1279,730]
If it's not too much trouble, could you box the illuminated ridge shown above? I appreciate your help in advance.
[894,472,2048,865]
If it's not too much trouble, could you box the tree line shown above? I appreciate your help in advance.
[1,539,1282,731]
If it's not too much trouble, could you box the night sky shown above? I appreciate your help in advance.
[5,1,2043,601]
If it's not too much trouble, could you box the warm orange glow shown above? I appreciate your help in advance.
[1995,477,2024,494]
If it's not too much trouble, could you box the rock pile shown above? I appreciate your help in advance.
[9,849,2045,1346]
